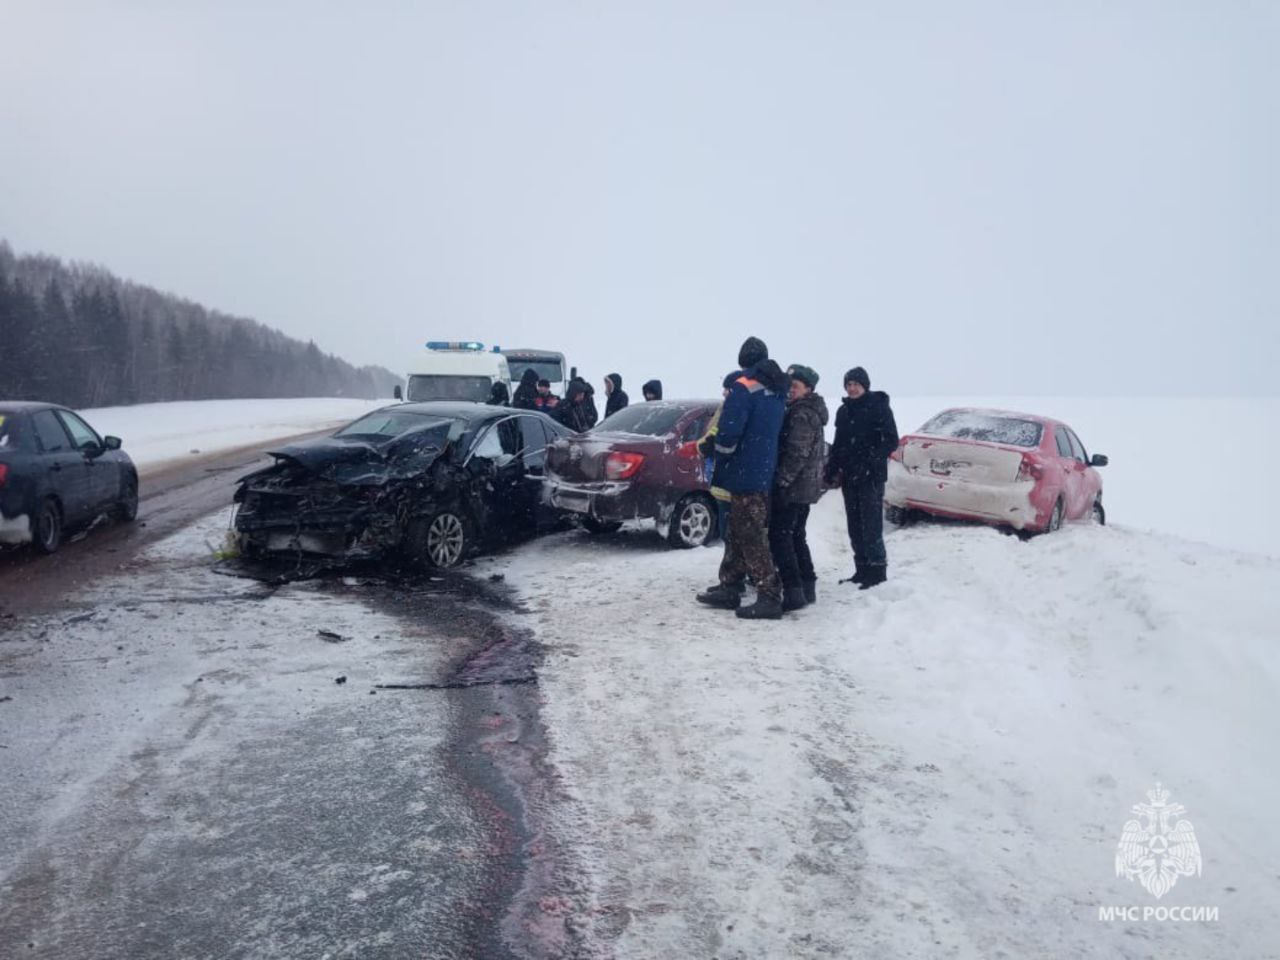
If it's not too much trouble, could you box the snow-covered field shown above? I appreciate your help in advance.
[483,497,1280,958]
[81,398,387,474]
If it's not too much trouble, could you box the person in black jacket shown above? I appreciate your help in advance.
[487,381,510,406]
[511,369,539,410]
[603,373,629,418]
[642,379,663,401]
[556,377,599,432]
[824,366,899,589]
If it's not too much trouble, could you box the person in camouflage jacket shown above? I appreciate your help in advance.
[770,364,829,610]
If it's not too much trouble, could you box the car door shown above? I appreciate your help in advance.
[516,415,559,530]
[467,416,526,532]
[57,410,119,512]
[1051,426,1086,518]
[671,409,713,490]
[31,409,93,525]
[1065,428,1098,517]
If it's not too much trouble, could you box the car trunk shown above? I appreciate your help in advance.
[546,433,668,482]
[901,436,1026,484]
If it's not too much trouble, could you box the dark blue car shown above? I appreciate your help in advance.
[0,402,139,553]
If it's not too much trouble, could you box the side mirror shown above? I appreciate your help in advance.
[1090,454,1108,467]
[393,385,403,401]
[103,436,122,451]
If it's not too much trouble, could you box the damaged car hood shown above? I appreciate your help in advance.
[250,427,453,487]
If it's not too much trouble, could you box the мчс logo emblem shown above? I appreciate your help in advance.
[1114,783,1202,899]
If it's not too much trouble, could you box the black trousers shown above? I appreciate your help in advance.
[842,479,887,567]
[769,496,815,590]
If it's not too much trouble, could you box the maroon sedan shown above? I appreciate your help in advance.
[544,400,720,547]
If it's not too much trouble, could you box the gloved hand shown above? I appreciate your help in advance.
[698,435,716,457]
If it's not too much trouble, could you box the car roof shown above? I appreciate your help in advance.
[0,401,66,414]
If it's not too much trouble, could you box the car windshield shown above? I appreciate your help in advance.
[596,403,687,437]
[406,375,493,402]
[336,410,454,440]
[506,360,564,384]
[920,411,1043,447]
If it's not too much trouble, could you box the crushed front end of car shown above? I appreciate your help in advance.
[231,427,453,562]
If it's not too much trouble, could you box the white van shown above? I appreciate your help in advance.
[501,348,573,395]
[402,341,511,403]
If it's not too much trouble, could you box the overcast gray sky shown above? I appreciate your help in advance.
[2,1,1275,399]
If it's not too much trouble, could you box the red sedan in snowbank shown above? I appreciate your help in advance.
[884,408,1108,533]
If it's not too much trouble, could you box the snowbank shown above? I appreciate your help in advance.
[488,501,1280,958]
[81,398,387,473]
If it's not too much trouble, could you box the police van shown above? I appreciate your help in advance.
[400,341,511,403]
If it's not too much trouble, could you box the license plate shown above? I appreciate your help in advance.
[555,494,591,514]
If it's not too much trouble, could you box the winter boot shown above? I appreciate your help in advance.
[781,586,808,612]
[839,563,865,585]
[802,580,817,604]
[735,594,783,620]
[697,582,745,609]
[858,565,887,590]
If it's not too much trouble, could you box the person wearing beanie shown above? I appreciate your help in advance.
[534,378,560,413]
[696,337,790,619]
[487,380,510,406]
[824,365,899,589]
[641,379,663,401]
[603,373,629,418]
[511,368,540,410]
[769,365,829,610]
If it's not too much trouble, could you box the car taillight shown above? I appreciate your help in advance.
[0,463,7,487]
[605,452,645,480]
[1016,455,1042,482]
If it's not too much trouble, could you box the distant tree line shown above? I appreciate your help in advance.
[0,241,401,408]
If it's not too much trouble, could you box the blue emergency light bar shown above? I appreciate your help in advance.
[425,340,485,351]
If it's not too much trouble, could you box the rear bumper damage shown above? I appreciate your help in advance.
[885,463,1039,529]
[544,477,663,523]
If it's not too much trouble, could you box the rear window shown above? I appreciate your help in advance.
[920,411,1043,448]
[0,414,18,450]
[596,403,688,437]
[406,375,492,402]
[336,410,453,439]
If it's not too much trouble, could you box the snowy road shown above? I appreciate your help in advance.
[2,487,1278,958]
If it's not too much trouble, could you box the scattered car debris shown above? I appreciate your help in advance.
[334,675,347,685]
[64,613,95,626]
[317,629,348,643]
[0,696,13,704]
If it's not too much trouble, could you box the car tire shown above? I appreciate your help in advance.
[668,494,716,549]
[1046,497,1064,534]
[885,504,918,526]
[1092,497,1106,526]
[34,497,63,554]
[582,516,623,535]
[407,508,473,569]
[116,474,139,522]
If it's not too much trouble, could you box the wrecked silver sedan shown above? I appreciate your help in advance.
[232,402,573,568]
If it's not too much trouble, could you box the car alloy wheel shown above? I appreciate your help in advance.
[673,496,714,548]
[426,512,466,567]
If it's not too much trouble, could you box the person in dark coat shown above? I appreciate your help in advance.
[642,379,663,401]
[824,366,899,588]
[511,369,539,410]
[696,336,789,619]
[603,373,629,418]
[533,379,561,414]
[769,364,829,610]
[487,381,510,406]
[557,377,599,432]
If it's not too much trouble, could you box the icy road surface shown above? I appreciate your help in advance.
[492,497,1280,959]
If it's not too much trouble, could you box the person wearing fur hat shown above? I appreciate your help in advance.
[696,336,790,619]
[824,366,899,588]
[770,364,829,610]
